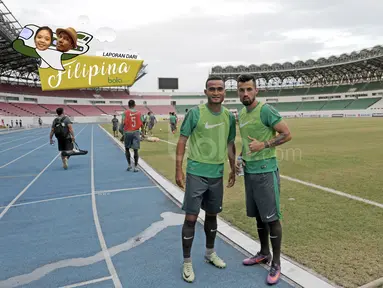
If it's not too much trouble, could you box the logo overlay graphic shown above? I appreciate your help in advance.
[12,24,144,91]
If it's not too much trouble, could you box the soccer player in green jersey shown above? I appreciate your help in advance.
[169,112,177,134]
[235,74,292,285]
[175,75,237,283]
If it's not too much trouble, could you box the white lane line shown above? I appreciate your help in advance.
[0,174,38,179]
[0,154,61,220]
[0,193,92,209]
[0,133,46,146]
[0,127,41,136]
[90,125,122,288]
[158,138,383,209]
[0,212,184,288]
[59,276,113,288]
[0,135,46,153]
[96,186,158,194]
[0,185,160,209]
[0,142,49,169]
[0,125,88,221]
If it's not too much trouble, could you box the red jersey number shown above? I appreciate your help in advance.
[124,110,142,131]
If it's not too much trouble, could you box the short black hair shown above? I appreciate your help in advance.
[237,74,257,87]
[56,107,64,115]
[205,75,224,88]
[128,100,135,108]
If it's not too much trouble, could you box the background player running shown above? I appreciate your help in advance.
[235,74,292,285]
[122,100,143,172]
[111,115,119,137]
[175,76,236,283]
[147,112,157,135]
[169,112,177,134]
[141,113,148,136]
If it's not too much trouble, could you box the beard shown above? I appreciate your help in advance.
[242,97,255,106]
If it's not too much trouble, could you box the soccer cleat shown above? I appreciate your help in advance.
[127,165,132,171]
[243,252,272,266]
[266,262,281,285]
[205,252,226,268]
[133,167,139,172]
[182,262,195,283]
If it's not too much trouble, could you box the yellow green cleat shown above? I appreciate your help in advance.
[205,252,226,268]
[182,262,195,283]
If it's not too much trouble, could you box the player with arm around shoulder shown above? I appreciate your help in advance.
[235,74,292,285]
[175,76,236,283]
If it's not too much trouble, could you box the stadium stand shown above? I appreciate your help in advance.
[0,5,382,127]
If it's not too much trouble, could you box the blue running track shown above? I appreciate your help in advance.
[0,124,295,288]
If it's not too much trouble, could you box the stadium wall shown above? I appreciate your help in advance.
[0,93,172,106]
[2,88,383,107]
[1,109,383,130]
[280,110,383,118]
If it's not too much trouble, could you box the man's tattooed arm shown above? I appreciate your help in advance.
[263,121,292,148]
[264,133,290,148]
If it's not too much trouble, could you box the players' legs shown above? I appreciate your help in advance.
[243,173,272,266]
[124,132,133,170]
[61,153,68,169]
[264,170,282,285]
[181,173,207,282]
[253,170,282,285]
[202,177,226,268]
[58,139,73,170]
[268,220,282,265]
[125,148,131,169]
[132,131,140,172]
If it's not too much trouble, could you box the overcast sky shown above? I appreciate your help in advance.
[4,0,383,92]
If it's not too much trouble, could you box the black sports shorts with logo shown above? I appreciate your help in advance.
[244,169,281,223]
[182,173,223,215]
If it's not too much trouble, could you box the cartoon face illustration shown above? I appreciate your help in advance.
[34,26,53,51]
[13,24,91,58]
[56,28,77,53]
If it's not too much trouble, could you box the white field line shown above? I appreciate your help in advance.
[158,138,383,209]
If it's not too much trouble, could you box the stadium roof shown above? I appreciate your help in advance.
[0,1,40,84]
[0,1,146,89]
[210,45,383,87]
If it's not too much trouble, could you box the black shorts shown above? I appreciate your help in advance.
[182,173,223,215]
[244,169,281,222]
[124,131,140,150]
[58,138,73,152]
[113,126,118,131]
